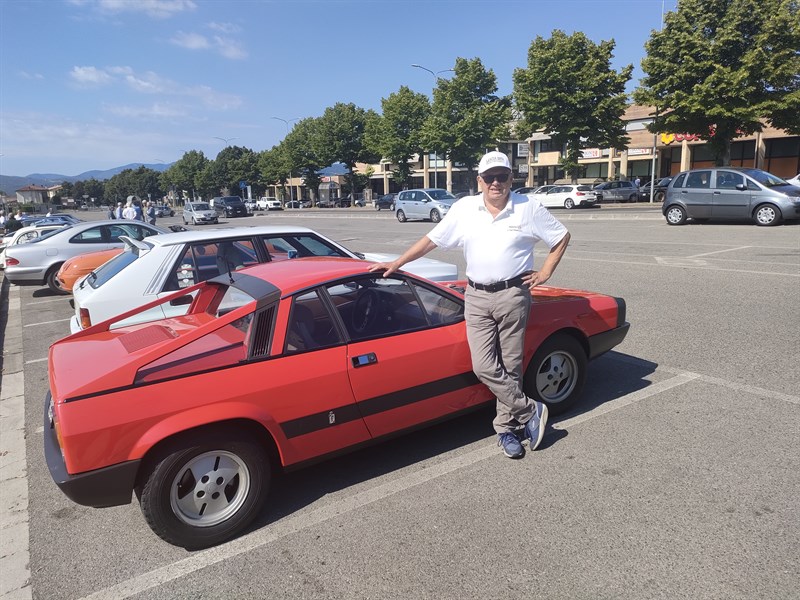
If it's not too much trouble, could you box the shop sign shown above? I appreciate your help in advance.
[516,143,530,158]
[661,132,701,145]
[518,163,529,174]
[628,148,652,156]
[581,148,601,158]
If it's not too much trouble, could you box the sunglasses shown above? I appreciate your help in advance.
[481,173,510,184]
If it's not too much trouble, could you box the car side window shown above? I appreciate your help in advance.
[325,277,428,341]
[413,283,464,325]
[672,173,687,188]
[284,290,342,354]
[715,171,743,190]
[686,171,711,188]
[70,226,107,244]
[164,241,258,291]
[746,178,761,191]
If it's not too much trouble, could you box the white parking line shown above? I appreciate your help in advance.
[24,357,48,365]
[23,318,72,328]
[25,298,71,306]
[688,245,752,258]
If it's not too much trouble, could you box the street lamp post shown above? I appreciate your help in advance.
[412,63,454,189]
[212,136,239,146]
[272,117,299,206]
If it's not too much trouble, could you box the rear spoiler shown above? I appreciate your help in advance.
[119,236,153,256]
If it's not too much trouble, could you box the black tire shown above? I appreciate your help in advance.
[665,205,687,225]
[375,204,381,211]
[46,264,68,295]
[523,333,587,416]
[396,209,407,223]
[192,217,198,226]
[430,209,441,223]
[753,204,781,226]
[564,198,575,210]
[183,217,188,225]
[138,429,270,549]
[655,190,665,202]
[628,194,638,203]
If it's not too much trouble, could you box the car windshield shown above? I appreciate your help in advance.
[222,197,244,204]
[658,177,672,186]
[88,242,153,289]
[192,203,211,210]
[740,169,789,187]
[428,190,456,202]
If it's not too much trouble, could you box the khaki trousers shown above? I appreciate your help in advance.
[464,284,533,434]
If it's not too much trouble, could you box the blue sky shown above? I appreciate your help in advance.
[0,0,675,177]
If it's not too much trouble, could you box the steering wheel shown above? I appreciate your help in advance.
[351,288,380,334]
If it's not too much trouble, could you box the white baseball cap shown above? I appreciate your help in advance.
[478,151,511,175]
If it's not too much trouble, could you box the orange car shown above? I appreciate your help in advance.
[56,248,122,292]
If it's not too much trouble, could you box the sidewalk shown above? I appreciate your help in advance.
[0,275,32,599]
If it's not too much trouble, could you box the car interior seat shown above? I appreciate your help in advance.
[286,305,316,352]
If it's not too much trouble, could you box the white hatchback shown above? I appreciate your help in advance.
[70,225,459,333]
[530,184,597,209]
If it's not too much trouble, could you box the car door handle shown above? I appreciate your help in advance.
[352,353,378,368]
[713,191,721,194]
[681,190,688,194]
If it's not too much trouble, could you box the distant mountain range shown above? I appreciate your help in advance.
[0,162,172,194]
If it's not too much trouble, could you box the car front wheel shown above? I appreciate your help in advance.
[753,204,781,226]
[523,333,587,416]
[430,209,441,223]
[564,198,575,209]
[665,205,687,225]
[655,190,665,202]
[396,209,407,223]
[138,430,270,549]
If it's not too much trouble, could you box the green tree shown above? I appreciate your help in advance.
[633,0,800,165]
[422,57,510,184]
[514,30,632,182]
[313,103,380,196]
[83,178,105,204]
[210,146,259,198]
[281,117,325,202]
[365,86,430,188]
[103,166,164,202]
[160,150,209,201]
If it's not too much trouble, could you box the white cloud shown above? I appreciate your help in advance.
[122,71,170,94]
[69,66,113,86]
[104,102,186,119]
[19,71,45,80]
[208,22,240,34]
[96,0,196,19]
[213,36,248,60]
[170,31,210,50]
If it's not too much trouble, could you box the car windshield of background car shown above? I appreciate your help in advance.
[192,203,211,210]
[742,169,789,188]
[429,190,456,201]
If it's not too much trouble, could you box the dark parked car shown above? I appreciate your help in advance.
[593,180,640,203]
[639,177,672,202]
[286,199,311,209]
[662,167,800,226]
[375,194,396,211]
[212,196,248,218]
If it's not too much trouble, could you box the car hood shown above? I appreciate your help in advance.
[774,184,800,198]
[361,252,458,282]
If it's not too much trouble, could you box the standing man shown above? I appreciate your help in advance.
[114,202,124,219]
[122,201,137,220]
[634,176,641,188]
[369,151,570,459]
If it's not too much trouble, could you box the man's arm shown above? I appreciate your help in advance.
[367,235,438,277]
[523,231,570,289]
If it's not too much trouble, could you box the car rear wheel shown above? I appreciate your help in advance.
[665,205,687,225]
[655,190,665,202]
[138,429,270,549]
[753,204,781,226]
[46,264,68,295]
[627,194,638,203]
[523,333,587,416]
[430,209,441,223]
[396,209,407,223]
[564,198,575,209]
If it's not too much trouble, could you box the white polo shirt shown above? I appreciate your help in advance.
[427,192,568,284]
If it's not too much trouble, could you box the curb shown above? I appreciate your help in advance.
[0,275,32,600]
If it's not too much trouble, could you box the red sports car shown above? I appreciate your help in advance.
[44,257,629,549]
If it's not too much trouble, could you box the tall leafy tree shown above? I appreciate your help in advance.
[422,57,510,181]
[281,117,324,201]
[634,0,800,165]
[514,30,632,182]
[210,146,259,197]
[365,86,430,188]
[160,150,209,200]
[103,166,163,202]
[313,103,380,195]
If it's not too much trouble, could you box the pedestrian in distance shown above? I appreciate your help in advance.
[0,210,5,229]
[122,201,137,220]
[634,176,641,188]
[4,212,22,234]
[106,205,115,219]
[369,150,570,459]
[146,201,157,226]
[114,202,124,220]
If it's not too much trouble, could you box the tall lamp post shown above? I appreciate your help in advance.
[212,136,239,146]
[272,117,299,206]
[411,63,454,189]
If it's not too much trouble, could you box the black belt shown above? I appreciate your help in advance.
[467,274,528,293]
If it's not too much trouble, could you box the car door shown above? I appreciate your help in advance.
[711,170,751,220]
[324,275,490,438]
[541,186,566,208]
[678,170,713,218]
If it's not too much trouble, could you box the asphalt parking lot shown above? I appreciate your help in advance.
[2,205,798,599]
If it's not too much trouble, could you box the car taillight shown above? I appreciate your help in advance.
[576,191,585,196]
[5,257,19,266]
[79,308,92,330]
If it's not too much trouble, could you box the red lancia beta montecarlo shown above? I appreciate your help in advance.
[45,257,629,549]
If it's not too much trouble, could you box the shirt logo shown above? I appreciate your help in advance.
[507,225,522,232]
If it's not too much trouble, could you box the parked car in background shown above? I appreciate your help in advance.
[395,188,457,223]
[638,177,673,202]
[786,173,800,187]
[0,225,67,269]
[285,199,311,209]
[3,220,167,293]
[20,214,82,228]
[182,202,219,225]
[46,256,629,548]
[512,186,539,195]
[212,196,248,218]
[593,180,640,203]
[662,167,800,226]
[375,193,396,211]
[531,184,597,209]
[154,204,175,218]
[522,185,557,198]
[69,225,459,333]
[256,197,282,211]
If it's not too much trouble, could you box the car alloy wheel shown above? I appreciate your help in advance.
[754,204,781,226]
[430,209,441,223]
[564,198,575,209]
[655,191,665,202]
[138,430,270,549]
[46,264,68,295]
[523,333,587,415]
[396,209,407,223]
[665,205,687,225]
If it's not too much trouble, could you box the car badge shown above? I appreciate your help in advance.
[328,411,336,425]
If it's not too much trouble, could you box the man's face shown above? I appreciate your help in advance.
[478,168,512,202]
